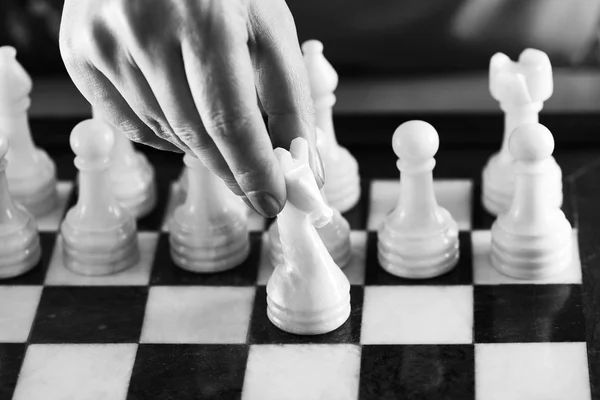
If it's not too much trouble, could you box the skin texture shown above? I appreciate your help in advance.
[58,0,324,218]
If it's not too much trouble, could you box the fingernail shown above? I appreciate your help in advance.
[315,149,326,187]
[246,190,283,218]
[240,195,258,214]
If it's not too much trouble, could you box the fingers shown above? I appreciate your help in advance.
[248,0,324,187]
[180,6,286,217]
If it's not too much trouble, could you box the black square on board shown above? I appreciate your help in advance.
[342,179,371,230]
[359,344,475,400]
[248,285,363,345]
[127,344,248,400]
[365,232,473,286]
[30,286,148,343]
[0,233,55,286]
[150,232,261,286]
[0,343,26,400]
[474,284,585,343]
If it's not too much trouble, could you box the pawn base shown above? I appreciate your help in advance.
[491,216,573,280]
[323,147,361,213]
[0,215,41,279]
[112,153,157,218]
[378,208,460,279]
[266,292,350,335]
[60,218,140,276]
[169,211,250,273]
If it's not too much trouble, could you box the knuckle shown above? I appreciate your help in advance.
[204,110,255,141]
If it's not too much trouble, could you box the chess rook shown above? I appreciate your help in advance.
[483,48,562,215]
[267,138,350,335]
[0,134,41,278]
[0,46,58,217]
[169,154,250,273]
[378,121,459,279]
[60,119,140,276]
[491,123,572,279]
[303,40,360,213]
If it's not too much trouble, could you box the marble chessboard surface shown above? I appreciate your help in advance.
[1,114,599,400]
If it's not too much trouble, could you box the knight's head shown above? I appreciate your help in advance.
[275,138,333,227]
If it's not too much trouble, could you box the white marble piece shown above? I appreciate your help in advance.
[0,286,41,342]
[12,343,137,400]
[161,182,265,232]
[368,179,472,231]
[472,229,582,284]
[242,344,361,400]
[475,342,591,400]
[45,232,157,286]
[140,286,255,344]
[36,181,73,232]
[258,230,367,285]
[361,285,473,344]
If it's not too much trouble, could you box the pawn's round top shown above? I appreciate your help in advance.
[0,134,8,160]
[70,119,115,160]
[509,122,554,162]
[302,40,324,54]
[393,120,439,161]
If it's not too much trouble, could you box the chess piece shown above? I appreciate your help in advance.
[0,134,41,278]
[268,128,352,268]
[169,154,250,272]
[60,119,140,276]
[378,121,460,278]
[303,40,361,213]
[491,123,572,279]
[267,138,350,335]
[92,109,157,218]
[0,46,58,217]
[482,48,561,215]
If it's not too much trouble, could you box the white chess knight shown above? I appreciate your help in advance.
[267,138,351,335]
[268,128,352,268]
[169,154,250,273]
[0,134,41,278]
[491,123,572,279]
[0,46,58,217]
[483,48,562,215]
[302,40,361,213]
[60,119,140,276]
[378,121,460,279]
[92,109,157,218]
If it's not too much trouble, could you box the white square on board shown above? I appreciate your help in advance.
[12,344,137,400]
[45,232,158,286]
[368,179,472,231]
[475,342,591,400]
[0,286,42,342]
[242,344,361,400]
[361,285,473,344]
[140,286,255,344]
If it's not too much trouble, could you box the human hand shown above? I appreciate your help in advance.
[59,0,323,217]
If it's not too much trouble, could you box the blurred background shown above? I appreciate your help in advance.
[1,0,599,114]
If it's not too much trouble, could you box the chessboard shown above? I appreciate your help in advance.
[1,113,599,400]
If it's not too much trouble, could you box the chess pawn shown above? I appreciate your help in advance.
[378,121,460,279]
[482,48,562,215]
[267,138,350,335]
[169,154,250,272]
[0,46,58,217]
[268,128,352,268]
[491,123,572,279]
[60,120,140,276]
[0,135,41,278]
[303,40,361,213]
